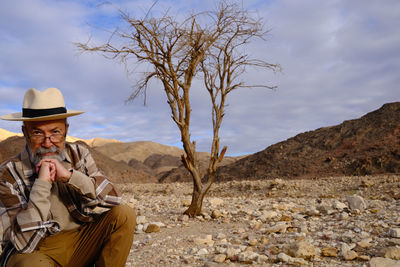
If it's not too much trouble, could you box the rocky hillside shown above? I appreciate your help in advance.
[217,102,400,181]
[94,141,239,182]
[95,141,186,163]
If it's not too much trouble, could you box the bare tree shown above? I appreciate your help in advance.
[76,1,280,217]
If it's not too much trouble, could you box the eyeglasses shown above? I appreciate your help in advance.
[28,132,65,144]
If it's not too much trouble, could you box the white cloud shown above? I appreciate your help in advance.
[1,0,399,156]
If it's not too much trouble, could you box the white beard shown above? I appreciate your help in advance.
[28,145,65,166]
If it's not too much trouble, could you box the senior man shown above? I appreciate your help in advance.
[0,88,135,267]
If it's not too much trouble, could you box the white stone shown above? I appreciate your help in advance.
[256,254,269,263]
[357,238,373,248]
[277,252,291,263]
[136,215,147,224]
[196,248,209,256]
[150,221,166,228]
[346,195,367,211]
[188,248,198,255]
[338,212,349,220]
[333,200,348,210]
[211,210,222,219]
[340,243,352,255]
[226,247,241,260]
[369,257,400,267]
[178,215,189,222]
[389,228,400,238]
[238,251,259,263]
[209,198,224,207]
[193,235,214,246]
[288,240,317,259]
[384,247,400,260]
[259,210,278,222]
[213,254,226,263]
[216,233,226,239]
[214,246,227,254]
[264,222,287,234]
[343,250,358,261]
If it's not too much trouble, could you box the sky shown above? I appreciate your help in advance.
[0,0,399,156]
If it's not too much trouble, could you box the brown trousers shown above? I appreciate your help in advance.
[7,205,136,267]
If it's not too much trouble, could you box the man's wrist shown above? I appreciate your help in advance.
[60,170,73,182]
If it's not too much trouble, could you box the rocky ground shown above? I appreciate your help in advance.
[119,174,400,266]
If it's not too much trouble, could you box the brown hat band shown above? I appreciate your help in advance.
[22,107,67,118]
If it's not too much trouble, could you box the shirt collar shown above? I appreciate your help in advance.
[21,145,35,178]
[63,143,72,163]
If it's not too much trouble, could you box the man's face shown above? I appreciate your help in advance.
[23,119,69,165]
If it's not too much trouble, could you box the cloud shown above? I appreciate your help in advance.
[1,0,399,156]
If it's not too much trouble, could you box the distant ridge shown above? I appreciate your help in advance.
[0,128,22,142]
[217,102,400,181]
[0,128,121,147]
[95,141,186,163]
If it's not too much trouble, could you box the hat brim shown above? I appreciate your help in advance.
[0,110,84,121]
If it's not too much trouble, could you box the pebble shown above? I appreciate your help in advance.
[213,254,226,263]
[321,246,338,257]
[277,252,308,265]
[208,198,224,207]
[389,228,400,238]
[259,210,278,222]
[288,240,317,259]
[178,215,189,222]
[136,215,147,224]
[194,235,214,246]
[263,222,287,234]
[196,248,209,256]
[357,238,373,248]
[238,250,258,263]
[369,257,400,267]
[343,250,358,261]
[384,247,400,260]
[211,210,222,219]
[346,195,367,211]
[333,200,347,210]
[145,224,161,233]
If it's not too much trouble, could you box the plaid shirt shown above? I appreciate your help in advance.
[0,142,121,256]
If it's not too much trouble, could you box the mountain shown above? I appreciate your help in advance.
[0,128,22,142]
[158,155,238,183]
[94,141,186,163]
[216,102,400,181]
[94,141,240,182]
[85,137,122,147]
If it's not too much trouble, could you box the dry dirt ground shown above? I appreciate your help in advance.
[119,175,400,266]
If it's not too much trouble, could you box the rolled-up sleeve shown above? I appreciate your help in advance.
[0,170,59,253]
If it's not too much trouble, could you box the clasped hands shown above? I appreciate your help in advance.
[36,158,72,183]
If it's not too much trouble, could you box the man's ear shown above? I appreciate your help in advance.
[22,125,27,138]
[65,123,69,135]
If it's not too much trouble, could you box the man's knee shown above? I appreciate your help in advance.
[108,204,136,228]
[7,252,56,267]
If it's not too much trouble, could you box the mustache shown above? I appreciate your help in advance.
[30,146,64,166]
[35,146,61,156]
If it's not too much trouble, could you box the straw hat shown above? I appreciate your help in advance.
[0,88,84,121]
